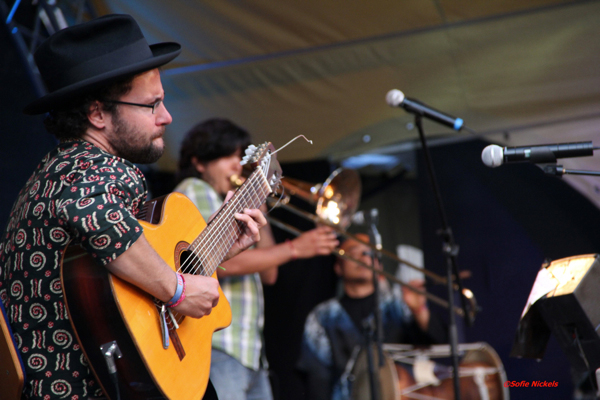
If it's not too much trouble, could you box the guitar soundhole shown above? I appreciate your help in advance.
[178,249,204,275]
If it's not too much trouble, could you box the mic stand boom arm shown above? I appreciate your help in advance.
[542,164,600,177]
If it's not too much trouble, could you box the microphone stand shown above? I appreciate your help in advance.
[363,209,384,400]
[363,317,380,400]
[413,114,473,400]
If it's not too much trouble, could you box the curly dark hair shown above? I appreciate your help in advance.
[177,118,252,183]
[43,75,135,141]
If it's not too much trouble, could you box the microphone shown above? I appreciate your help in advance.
[352,209,378,226]
[370,224,383,252]
[481,141,595,167]
[353,209,383,254]
[386,89,464,131]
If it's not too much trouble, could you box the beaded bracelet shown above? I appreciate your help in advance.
[166,273,186,308]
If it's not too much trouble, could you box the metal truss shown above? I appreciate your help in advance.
[2,0,97,98]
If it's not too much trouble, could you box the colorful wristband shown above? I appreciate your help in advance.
[166,273,186,308]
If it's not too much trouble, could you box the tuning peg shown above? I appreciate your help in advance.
[241,144,257,165]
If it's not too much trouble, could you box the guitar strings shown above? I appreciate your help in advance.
[188,172,266,276]
[179,165,270,278]
[167,156,271,326]
[184,173,253,275]
[270,135,312,156]
[169,172,269,325]
[190,147,272,271]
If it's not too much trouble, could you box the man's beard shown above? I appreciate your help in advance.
[110,113,165,164]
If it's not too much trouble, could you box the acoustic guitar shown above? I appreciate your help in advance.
[60,143,282,400]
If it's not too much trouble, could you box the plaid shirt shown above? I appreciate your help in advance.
[174,177,264,370]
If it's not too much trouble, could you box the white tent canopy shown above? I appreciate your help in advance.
[93,0,600,206]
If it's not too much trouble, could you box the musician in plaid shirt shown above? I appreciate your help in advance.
[175,118,339,400]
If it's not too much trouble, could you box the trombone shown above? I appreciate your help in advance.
[232,168,478,320]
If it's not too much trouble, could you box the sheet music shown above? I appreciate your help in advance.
[520,267,558,318]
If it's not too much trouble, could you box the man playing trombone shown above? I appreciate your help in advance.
[297,234,448,400]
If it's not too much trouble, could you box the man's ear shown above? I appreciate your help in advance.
[191,156,206,175]
[87,101,106,130]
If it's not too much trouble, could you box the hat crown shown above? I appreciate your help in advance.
[35,14,152,92]
[24,14,180,114]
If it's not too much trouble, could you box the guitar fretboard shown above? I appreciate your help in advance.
[182,167,272,277]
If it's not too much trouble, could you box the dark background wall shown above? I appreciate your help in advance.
[416,139,600,400]
[0,14,56,233]
[262,160,339,400]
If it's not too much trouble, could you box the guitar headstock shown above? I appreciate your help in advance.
[240,142,282,194]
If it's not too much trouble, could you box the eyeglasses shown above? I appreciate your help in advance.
[102,99,163,114]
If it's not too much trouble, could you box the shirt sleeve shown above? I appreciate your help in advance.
[58,157,146,266]
[297,310,334,400]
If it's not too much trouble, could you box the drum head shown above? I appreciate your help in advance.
[350,346,400,400]
[460,343,509,400]
[383,342,510,400]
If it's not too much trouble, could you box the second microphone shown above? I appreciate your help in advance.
[481,141,595,167]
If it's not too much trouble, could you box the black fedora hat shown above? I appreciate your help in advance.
[24,14,181,115]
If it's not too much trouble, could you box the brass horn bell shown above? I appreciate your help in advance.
[279,168,361,230]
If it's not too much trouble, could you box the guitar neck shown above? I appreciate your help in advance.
[185,169,272,276]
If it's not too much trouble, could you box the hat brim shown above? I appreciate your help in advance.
[23,42,181,115]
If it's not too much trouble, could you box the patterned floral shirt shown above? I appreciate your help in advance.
[0,141,147,399]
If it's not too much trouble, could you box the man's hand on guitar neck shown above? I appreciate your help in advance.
[218,190,268,262]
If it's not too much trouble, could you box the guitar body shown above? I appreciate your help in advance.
[61,192,232,400]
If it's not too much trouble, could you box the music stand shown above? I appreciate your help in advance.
[511,254,600,390]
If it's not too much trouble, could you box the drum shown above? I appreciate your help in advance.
[347,345,400,400]
[349,342,509,400]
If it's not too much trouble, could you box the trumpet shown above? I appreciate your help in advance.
[230,174,245,188]
[232,168,479,320]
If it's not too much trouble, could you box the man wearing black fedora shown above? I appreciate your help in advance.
[1,14,265,399]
